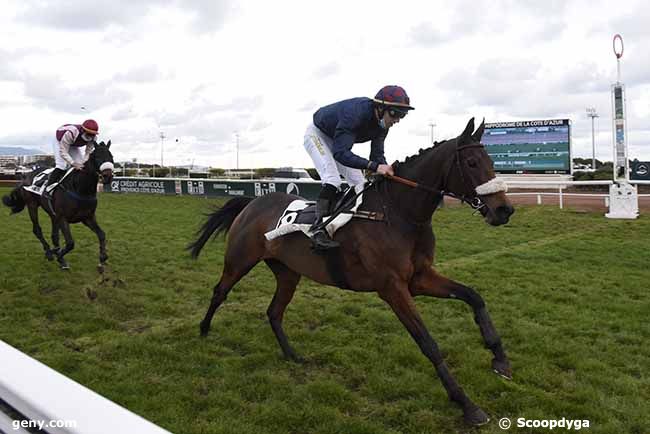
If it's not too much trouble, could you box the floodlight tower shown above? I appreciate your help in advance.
[585,107,599,169]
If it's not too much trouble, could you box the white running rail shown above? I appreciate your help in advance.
[0,340,173,434]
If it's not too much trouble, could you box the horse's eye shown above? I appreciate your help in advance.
[467,158,478,168]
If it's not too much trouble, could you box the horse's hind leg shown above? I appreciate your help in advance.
[265,259,302,362]
[410,267,512,379]
[27,205,53,260]
[82,215,108,270]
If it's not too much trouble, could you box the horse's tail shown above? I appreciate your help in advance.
[2,186,26,214]
[188,196,255,259]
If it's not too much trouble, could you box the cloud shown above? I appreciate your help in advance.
[143,94,264,130]
[248,118,271,132]
[298,100,318,112]
[0,132,53,151]
[0,48,33,81]
[409,1,568,48]
[213,95,264,111]
[21,73,132,113]
[313,62,339,79]
[409,22,450,47]
[19,0,234,34]
[113,65,168,83]
[19,0,155,31]
[438,57,621,120]
[111,105,135,121]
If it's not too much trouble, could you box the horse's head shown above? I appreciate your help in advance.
[91,140,115,184]
[444,118,514,226]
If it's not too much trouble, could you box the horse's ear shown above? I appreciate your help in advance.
[459,117,475,144]
[106,140,111,148]
[472,118,485,142]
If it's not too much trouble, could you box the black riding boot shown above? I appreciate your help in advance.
[43,168,64,200]
[310,185,340,251]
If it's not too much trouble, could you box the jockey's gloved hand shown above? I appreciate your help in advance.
[376,164,394,176]
[72,162,84,170]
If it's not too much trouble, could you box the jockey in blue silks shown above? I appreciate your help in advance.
[303,85,415,251]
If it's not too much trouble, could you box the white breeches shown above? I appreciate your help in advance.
[303,122,365,189]
[54,145,85,170]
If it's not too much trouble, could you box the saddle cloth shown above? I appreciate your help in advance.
[264,184,365,241]
[22,168,73,195]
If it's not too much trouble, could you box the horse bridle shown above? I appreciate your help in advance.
[440,142,487,212]
[387,141,487,212]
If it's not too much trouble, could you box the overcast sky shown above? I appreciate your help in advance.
[1,0,649,168]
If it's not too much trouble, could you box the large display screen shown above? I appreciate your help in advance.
[482,119,571,174]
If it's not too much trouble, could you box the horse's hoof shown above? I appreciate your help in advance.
[45,250,55,261]
[285,353,305,364]
[464,406,489,426]
[60,265,70,271]
[199,324,210,337]
[97,264,104,274]
[492,358,513,380]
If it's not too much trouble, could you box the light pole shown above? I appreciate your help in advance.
[428,122,436,145]
[586,107,599,170]
[235,132,240,170]
[159,131,166,172]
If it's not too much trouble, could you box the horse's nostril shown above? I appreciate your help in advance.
[497,205,514,219]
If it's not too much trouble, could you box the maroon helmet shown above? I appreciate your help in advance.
[82,119,99,135]
[373,85,415,112]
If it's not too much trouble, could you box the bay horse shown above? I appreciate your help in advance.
[2,141,115,271]
[189,119,514,426]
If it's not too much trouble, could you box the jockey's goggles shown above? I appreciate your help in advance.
[388,108,408,119]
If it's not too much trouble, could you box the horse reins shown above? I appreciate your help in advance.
[386,142,487,212]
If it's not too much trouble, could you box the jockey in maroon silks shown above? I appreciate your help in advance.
[43,119,99,198]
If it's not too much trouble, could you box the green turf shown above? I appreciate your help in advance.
[0,187,648,434]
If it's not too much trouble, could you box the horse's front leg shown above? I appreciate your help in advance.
[379,281,489,426]
[55,219,75,270]
[410,267,512,379]
[83,216,107,271]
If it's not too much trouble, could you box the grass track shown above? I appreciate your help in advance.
[0,187,648,434]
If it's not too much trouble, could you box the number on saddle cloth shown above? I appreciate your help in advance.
[264,184,366,242]
[276,201,317,228]
[275,185,357,229]
[32,169,54,187]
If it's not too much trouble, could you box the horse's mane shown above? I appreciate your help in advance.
[393,137,456,171]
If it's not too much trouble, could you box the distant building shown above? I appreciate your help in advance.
[224,169,255,179]
[21,154,54,164]
[272,167,313,180]
[0,156,19,166]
